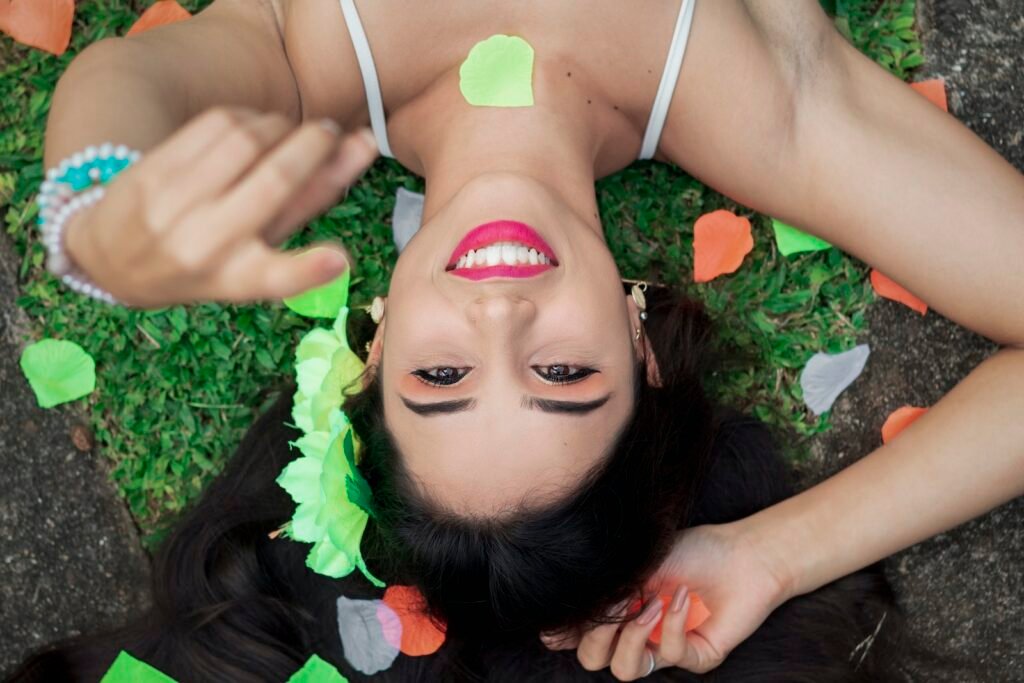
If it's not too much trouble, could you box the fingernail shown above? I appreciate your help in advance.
[670,586,690,614]
[318,118,342,136]
[637,599,663,626]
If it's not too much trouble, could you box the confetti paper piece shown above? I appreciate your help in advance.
[0,0,74,55]
[870,270,928,315]
[799,344,871,416]
[288,655,348,683]
[459,35,535,107]
[628,593,710,646]
[882,406,928,444]
[284,266,351,319]
[771,219,832,257]
[336,597,400,675]
[100,651,177,683]
[19,339,96,408]
[393,187,425,253]
[693,210,754,283]
[910,78,948,113]
[127,1,191,37]
[383,585,447,656]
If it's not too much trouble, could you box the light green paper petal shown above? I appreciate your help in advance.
[19,339,96,408]
[101,651,177,683]
[288,654,349,683]
[296,328,343,364]
[296,357,331,398]
[290,500,327,543]
[331,307,352,347]
[284,269,351,319]
[294,432,332,461]
[356,556,386,588]
[459,34,535,107]
[326,507,369,563]
[771,219,832,256]
[308,536,357,578]
[277,457,324,504]
[311,348,365,432]
[292,395,315,434]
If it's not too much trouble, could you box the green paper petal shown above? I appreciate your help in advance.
[459,34,535,107]
[288,654,348,683]
[296,357,331,399]
[292,395,315,434]
[296,328,343,363]
[331,307,352,347]
[101,651,177,683]
[771,219,832,256]
[294,432,331,461]
[357,556,386,588]
[290,501,327,543]
[284,269,351,319]
[345,474,375,517]
[326,508,369,561]
[308,536,357,578]
[277,457,324,504]
[19,339,96,408]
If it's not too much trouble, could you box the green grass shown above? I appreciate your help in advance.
[0,0,922,544]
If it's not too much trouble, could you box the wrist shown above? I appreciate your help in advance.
[730,507,813,606]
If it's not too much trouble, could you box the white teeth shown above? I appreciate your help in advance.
[501,244,517,265]
[466,250,476,267]
[528,249,539,265]
[517,246,529,263]
[458,255,467,268]
[485,245,501,266]
[539,253,548,264]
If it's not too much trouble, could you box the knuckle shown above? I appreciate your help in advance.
[203,106,238,129]
[228,126,266,159]
[576,651,606,672]
[609,662,635,682]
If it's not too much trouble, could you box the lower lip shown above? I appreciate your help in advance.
[447,220,559,280]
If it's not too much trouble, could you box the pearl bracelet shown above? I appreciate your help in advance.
[36,142,142,304]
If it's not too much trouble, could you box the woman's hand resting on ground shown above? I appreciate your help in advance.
[542,522,796,680]
[62,106,379,308]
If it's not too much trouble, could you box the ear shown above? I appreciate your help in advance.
[625,294,663,388]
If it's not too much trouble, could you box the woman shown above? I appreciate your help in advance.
[37,0,1024,677]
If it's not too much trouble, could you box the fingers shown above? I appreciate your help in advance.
[540,629,581,652]
[608,599,663,681]
[135,106,261,178]
[211,240,350,303]
[657,585,726,675]
[205,117,349,243]
[262,127,379,246]
[576,621,623,672]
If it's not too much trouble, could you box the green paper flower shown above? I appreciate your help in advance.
[292,307,366,435]
[19,338,96,408]
[284,268,352,319]
[288,654,349,683]
[277,414,383,586]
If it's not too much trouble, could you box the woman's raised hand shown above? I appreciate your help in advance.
[62,106,379,308]
[542,522,795,680]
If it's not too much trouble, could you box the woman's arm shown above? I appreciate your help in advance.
[44,0,300,169]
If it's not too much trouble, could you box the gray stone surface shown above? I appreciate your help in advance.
[0,237,151,677]
[801,1,1024,680]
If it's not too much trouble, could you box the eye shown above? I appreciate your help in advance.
[412,367,471,387]
[533,365,597,385]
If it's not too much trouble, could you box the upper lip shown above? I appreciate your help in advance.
[446,220,560,270]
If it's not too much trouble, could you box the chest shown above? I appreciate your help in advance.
[277,0,682,130]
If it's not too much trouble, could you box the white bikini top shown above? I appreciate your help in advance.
[337,0,698,162]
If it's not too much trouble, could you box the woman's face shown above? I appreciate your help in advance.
[378,173,642,514]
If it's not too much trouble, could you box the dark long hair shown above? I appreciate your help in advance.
[7,288,905,682]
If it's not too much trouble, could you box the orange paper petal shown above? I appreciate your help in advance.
[693,210,754,283]
[382,585,447,657]
[910,78,949,113]
[871,270,928,315]
[127,0,191,37]
[0,0,74,55]
[629,593,711,646]
[882,406,928,444]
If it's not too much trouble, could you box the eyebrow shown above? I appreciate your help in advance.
[400,395,612,417]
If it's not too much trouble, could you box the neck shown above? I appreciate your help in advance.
[407,70,606,236]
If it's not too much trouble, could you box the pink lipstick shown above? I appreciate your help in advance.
[446,220,559,280]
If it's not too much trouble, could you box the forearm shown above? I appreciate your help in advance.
[43,39,190,169]
[744,347,1024,599]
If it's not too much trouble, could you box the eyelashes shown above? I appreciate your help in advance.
[411,365,597,387]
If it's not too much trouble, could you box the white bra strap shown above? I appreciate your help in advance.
[638,0,698,161]
[338,0,393,158]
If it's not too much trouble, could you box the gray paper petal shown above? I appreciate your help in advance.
[336,596,400,675]
[392,187,425,253]
[800,344,870,415]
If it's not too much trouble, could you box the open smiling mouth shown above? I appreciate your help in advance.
[445,220,561,281]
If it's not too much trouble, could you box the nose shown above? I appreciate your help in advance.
[467,294,537,334]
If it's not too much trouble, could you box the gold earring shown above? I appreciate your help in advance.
[634,327,642,342]
[369,296,385,325]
